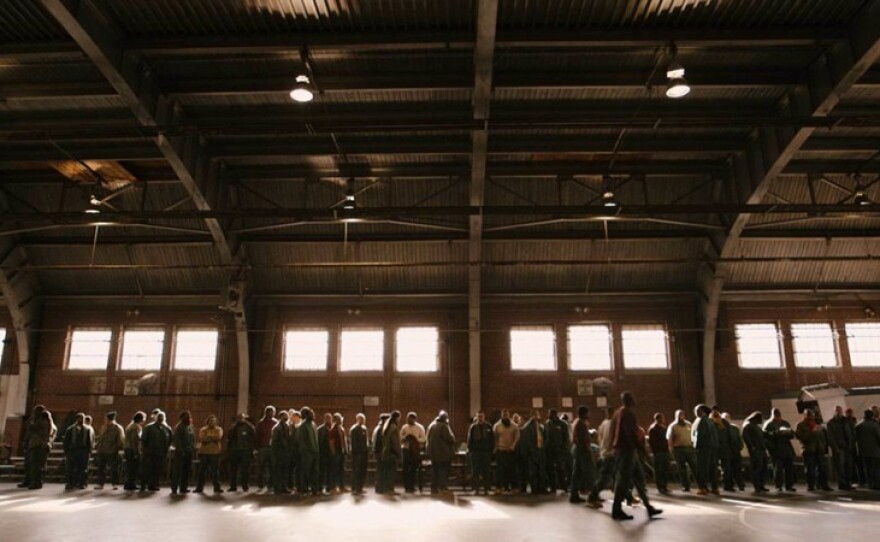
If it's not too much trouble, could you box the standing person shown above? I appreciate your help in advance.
[648,412,671,495]
[195,414,224,494]
[226,413,256,492]
[288,410,301,494]
[467,411,494,495]
[544,409,571,494]
[493,410,520,494]
[400,412,427,493]
[666,410,697,492]
[427,410,456,494]
[710,406,733,492]
[21,407,56,490]
[742,411,769,493]
[854,409,880,489]
[297,407,320,496]
[764,408,796,492]
[827,405,854,490]
[271,411,291,494]
[63,413,93,490]
[140,411,172,491]
[255,405,277,492]
[796,409,831,491]
[846,408,865,486]
[123,411,145,491]
[94,411,125,489]
[373,413,390,494]
[327,413,347,494]
[380,411,402,494]
[692,404,719,496]
[610,392,662,521]
[519,410,548,494]
[349,413,369,495]
[589,407,618,504]
[722,413,746,491]
[569,405,598,506]
[317,412,333,494]
[171,410,195,495]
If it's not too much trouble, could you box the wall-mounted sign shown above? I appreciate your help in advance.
[531,397,543,408]
[577,379,594,396]
[98,395,114,405]
[363,396,380,406]
[596,396,608,408]
[561,397,573,408]
[123,380,139,396]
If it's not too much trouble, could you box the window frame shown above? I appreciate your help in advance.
[620,323,671,371]
[282,326,331,373]
[337,326,386,373]
[566,322,614,372]
[394,325,441,373]
[116,326,167,373]
[171,326,220,372]
[734,321,786,370]
[65,326,114,372]
[509,324,558,372]
[789,321,841,369]
[844,321,880,368]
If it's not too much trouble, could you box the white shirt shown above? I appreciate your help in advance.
[399,422,426,445]
[597,418,614,459]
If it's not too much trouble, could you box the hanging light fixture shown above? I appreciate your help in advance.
[665,44,690,99]
[601,175,618,207]
[289,74,314,103]
[342,179,357,211]
[853,190,872,206]
[84,194,101,214]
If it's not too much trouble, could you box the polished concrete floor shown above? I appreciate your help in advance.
[1,483,878,542]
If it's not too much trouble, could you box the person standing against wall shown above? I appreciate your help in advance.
[666,410,698,492]
[467,411,494,495]
[63,413,93,490]
[297,407,321,496]
[427,410,456,494]
[569,405,598,506]
[123,411,145,491]
[195,414,224,494]
[140,411,172,491]
[722,413,746,492]
[349,413,369,495]
[827,405,854,490]
[171,410,195,495]
[271,411,291,495]
[327,413,347,495]
[544,409,571,494]
[380,411,402,494]
[255,405,277,492]
[647,412,671,495]
[94,411,125,490]
[400,412,426,493]
[493,410,520,495]
[692,404,719,496]
[764,408,797,492]
[226,413,255,492]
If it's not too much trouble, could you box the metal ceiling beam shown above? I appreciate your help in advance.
[698,0,880,406]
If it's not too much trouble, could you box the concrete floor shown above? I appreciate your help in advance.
[1,484,878,542]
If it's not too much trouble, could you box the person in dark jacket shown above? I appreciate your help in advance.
[255,405,277,492]
[427,410,456,494]
[692,404,719,495]
[647,412,671,495]
[544,409,571,493]
[140,411,172,491]
[796,409,831,491]
[296,407,321,496]
[827,405,854,490]
[317,412,333,494]
[742,411,769,493]
[519,410,548,494]
[373,413,390,494]
[20,406,56,490]
[610,392,662,521]
[271,411,291,494]
[722,413,746,491]
[227,413,256,492]
[855,409,880,489]
[710,406,734,492]
[349,413,369,495]
[123,411,145,491]
[171,410,195,495]
[467,411,494,495]
[846,408,866,486]
[764,408,796,491]
[327,413,347,494]
[380,411,402,494]
[63,412,93,490]
[569,405,597,505]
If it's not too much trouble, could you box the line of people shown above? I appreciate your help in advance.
[15,397,880,521]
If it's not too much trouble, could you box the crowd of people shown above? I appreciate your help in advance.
[14,393,880,521]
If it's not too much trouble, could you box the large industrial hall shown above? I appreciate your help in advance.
[1,1,880,541]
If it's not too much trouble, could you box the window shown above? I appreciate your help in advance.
[119,328,165,371]
[735,323,784,369]
[284,328,329,371]
[568,324,613,371]
[845,322,880,368]
[67,327,112,370]
[621,324,669,369]
[791,323,838,368]
[173,328,218,371]
[339,328,384,371]
[510,326,557,371]
[396,326,439,372]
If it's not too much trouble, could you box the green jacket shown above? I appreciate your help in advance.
[726,423,743,453]
[141,421,172,456]
[381,421,401,462]
[692,416,719,449]
[855,419,880,459]
[296,419,319,455]
[742,420,766,457]
[763,418,795,458]
[796,421,828,455]
[173,423,195,455]
[427,419,456,463]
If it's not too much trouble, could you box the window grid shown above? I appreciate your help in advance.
[621,324,669,369]
[119,328,166,371]
[735,323,784,369]
[172,328,219,371]
[510,325,557,371]
[67,327,113,371]
[339,328,384,372]
[791,322,839,368]
[396,326,440,372]
[567,324,613,371]
[283,328,330,371]
[845,322,880,368]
